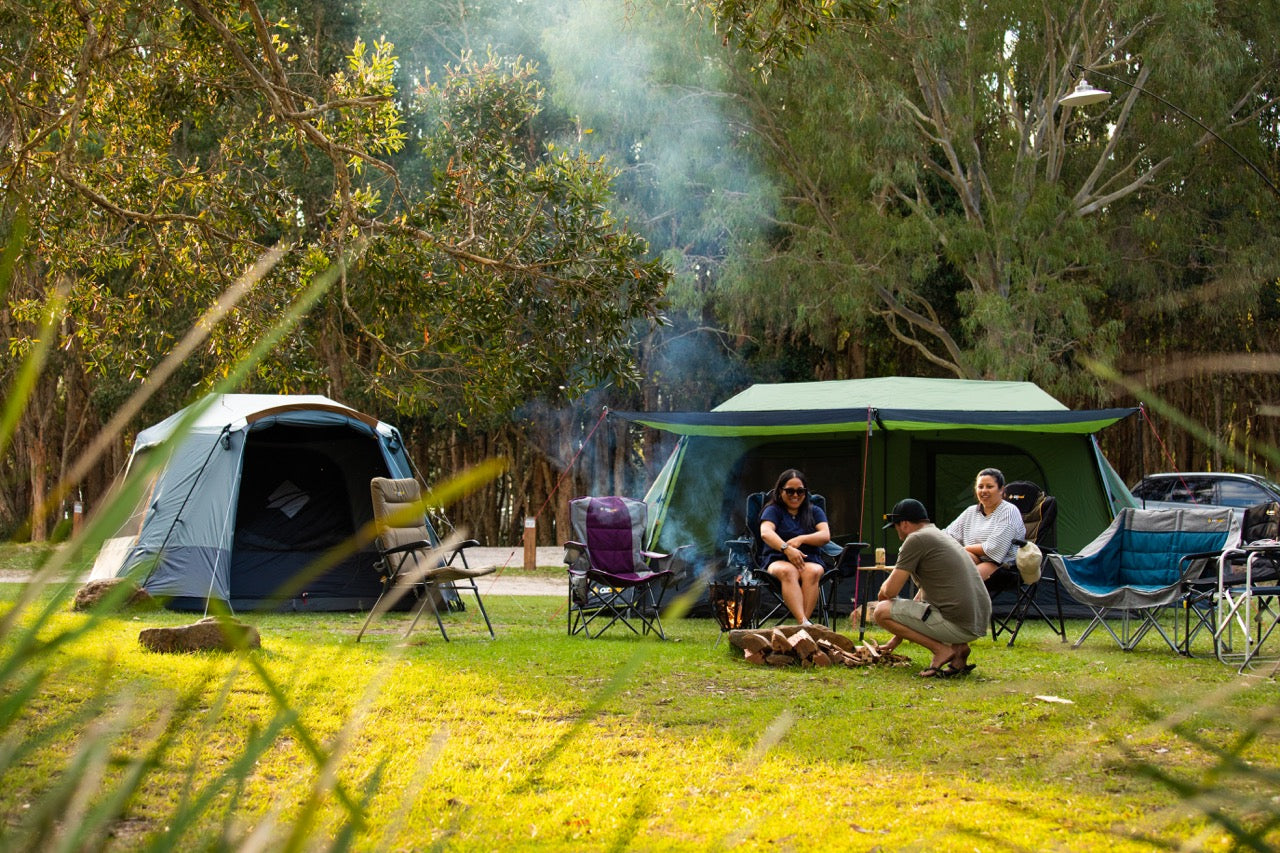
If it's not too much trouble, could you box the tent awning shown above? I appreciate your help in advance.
[611,407,1138,436]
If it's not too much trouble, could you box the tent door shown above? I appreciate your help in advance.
[228,423,390,608]
[918,442,1048,528]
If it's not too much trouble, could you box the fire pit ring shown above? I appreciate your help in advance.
[708,581,760,633]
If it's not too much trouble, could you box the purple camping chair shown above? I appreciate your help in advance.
[564,496,689,639]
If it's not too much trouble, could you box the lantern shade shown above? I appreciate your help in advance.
[1061,79,1111,107]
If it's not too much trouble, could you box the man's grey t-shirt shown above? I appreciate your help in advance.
[895,523,992,636]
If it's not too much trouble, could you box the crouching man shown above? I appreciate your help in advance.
[873,498,991,678]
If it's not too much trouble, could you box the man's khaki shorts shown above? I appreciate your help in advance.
[889,598,981,644]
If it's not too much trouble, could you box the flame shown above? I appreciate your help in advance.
[710,581,758,630]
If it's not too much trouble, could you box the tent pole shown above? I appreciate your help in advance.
[205,425,244,618]
[853,408,873,613]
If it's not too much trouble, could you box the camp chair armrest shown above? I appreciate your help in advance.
[382,540,433,557]
[1240,542,1280,552]
[825,540,869,576]
[1181,548,1225,561]
[646,543,694,582]
[443,538,481,566]
[1178,549,1226,573]
[1012,537,1059,558]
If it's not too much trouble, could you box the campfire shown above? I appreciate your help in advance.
[726,624,911,668]
[708,579,760,631]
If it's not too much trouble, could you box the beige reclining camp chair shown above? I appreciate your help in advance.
[356,477,495,642]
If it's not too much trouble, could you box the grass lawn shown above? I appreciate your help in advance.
[1,544,1277,851]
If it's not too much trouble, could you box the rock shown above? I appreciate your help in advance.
[72,579,155,612]
[138,617,261,653]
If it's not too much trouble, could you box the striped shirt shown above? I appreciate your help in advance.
[944,500,1024,564]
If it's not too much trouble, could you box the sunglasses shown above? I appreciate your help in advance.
[782,487,807,496]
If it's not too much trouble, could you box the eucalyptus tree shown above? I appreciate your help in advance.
[702,0,1280,404]
[689,0,885,78]
[349,50,670,421]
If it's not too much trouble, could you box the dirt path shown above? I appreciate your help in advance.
[0,545,567,596]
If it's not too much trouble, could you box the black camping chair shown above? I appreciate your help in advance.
[355,477,496,642]
[1180,500,1280,668]
[984,481,1066,646]
[724,491,866,629]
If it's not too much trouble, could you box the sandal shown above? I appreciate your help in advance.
[919,655,956,678]
[943,662,977,677]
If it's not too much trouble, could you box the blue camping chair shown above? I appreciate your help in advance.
[1050,507,1238,652]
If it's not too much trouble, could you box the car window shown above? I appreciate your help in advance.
[1133,478,1173,501]
[1169,477,1215,505]
[1216,480,1271,508]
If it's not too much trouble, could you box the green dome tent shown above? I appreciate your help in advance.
[89,394,420,613]
[615,377,1138,585]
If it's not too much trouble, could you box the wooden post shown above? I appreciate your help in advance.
[523,516,537,570]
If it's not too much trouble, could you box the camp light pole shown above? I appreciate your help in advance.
[1060,63,1280,200]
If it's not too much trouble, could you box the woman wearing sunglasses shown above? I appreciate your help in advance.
[759,468,831,626]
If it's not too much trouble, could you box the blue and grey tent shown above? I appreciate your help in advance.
[615,377,1139,577]
[89,394,416,612]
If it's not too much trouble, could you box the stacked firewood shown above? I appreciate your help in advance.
[727,624,912,668]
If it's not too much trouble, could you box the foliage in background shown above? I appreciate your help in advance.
[354,50,669,421]
[518,0,1280,439]
[702,0,1280,403]
[685,0,888,78]
[0,0,670,538]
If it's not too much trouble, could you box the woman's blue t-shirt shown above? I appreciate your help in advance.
[759,502,828,567]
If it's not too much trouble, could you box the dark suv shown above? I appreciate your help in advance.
[1129,472,1280,511]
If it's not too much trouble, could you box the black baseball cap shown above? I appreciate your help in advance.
[882,498,929,528]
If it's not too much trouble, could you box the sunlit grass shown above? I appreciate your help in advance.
[1,570,1276,850]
